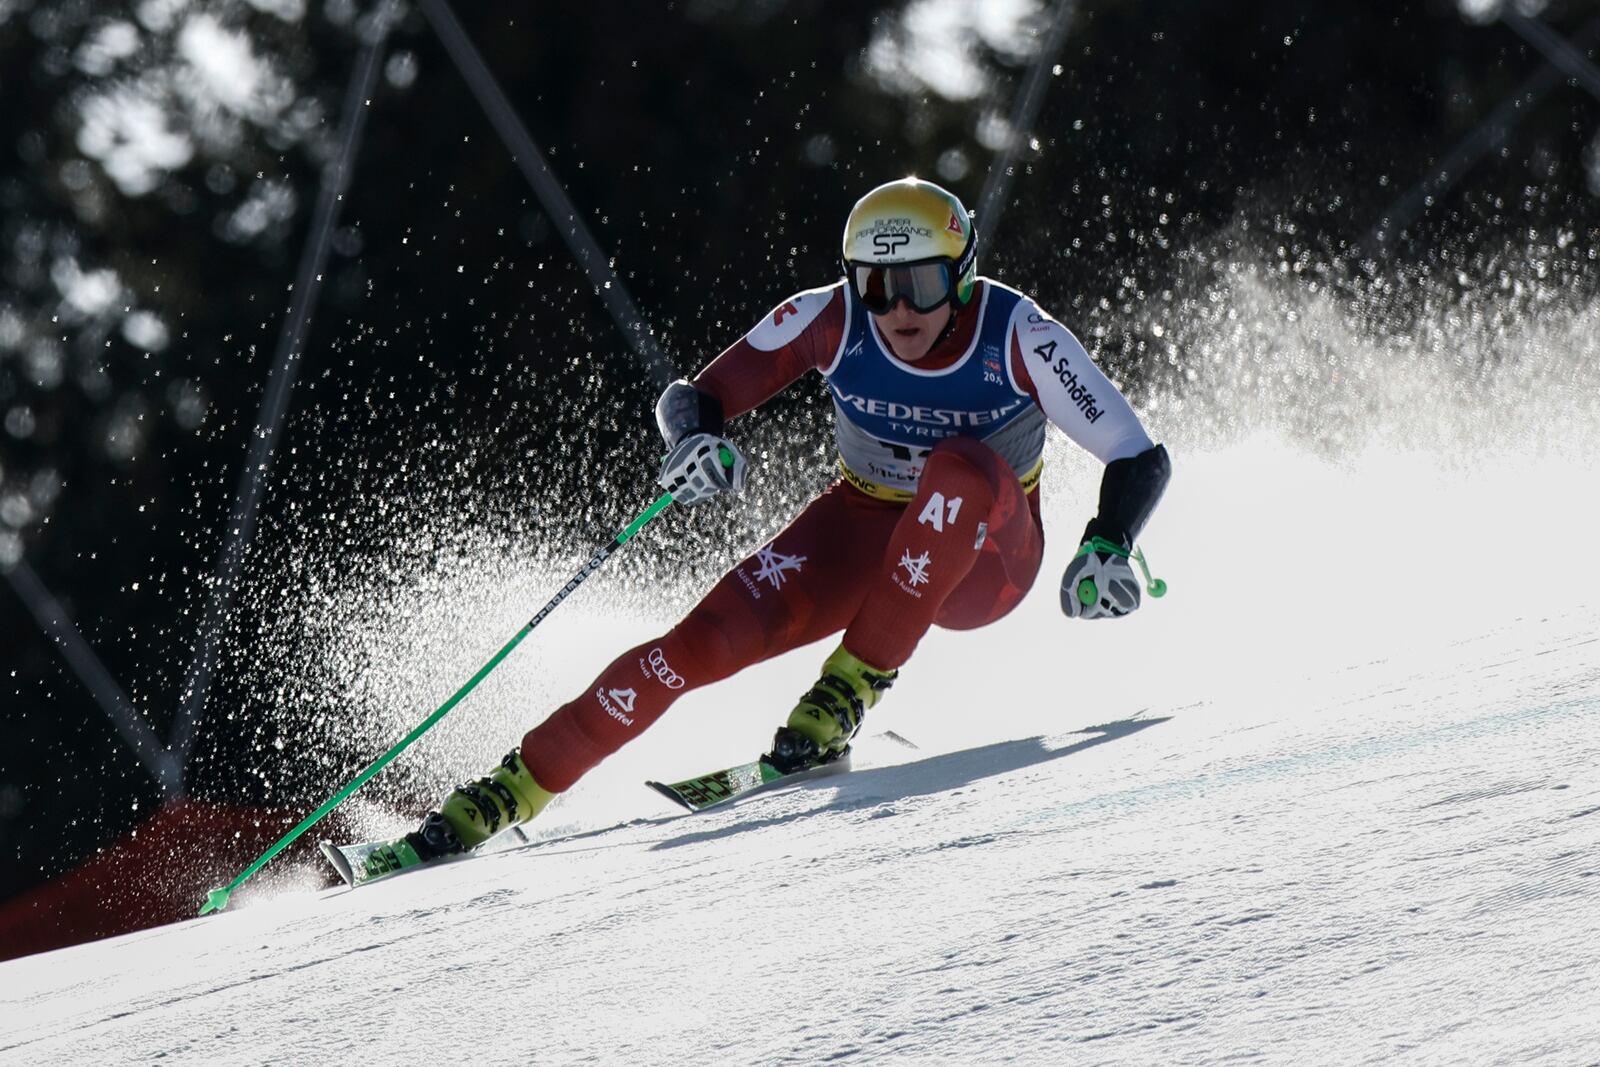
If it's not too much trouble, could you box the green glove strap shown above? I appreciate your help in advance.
[1074,536,1168,599]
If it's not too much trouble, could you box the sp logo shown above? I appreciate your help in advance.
[871,232,911,257]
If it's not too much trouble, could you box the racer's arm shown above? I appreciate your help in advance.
[656,283,844,444]
[653,284,845,504]
[1008,300,1170,548]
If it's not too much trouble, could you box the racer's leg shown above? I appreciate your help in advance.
[520,482,901,791]
[843,436,1043,669]
[933,462,1044,632]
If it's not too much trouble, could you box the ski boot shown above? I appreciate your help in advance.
[767,644,898,773]
[409,749,555,860]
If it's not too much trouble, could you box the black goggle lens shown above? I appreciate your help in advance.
[850,262,956,314]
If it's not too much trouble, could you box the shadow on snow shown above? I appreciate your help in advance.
[647,716,1171,851]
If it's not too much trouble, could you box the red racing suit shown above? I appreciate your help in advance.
[522,278,1156,792]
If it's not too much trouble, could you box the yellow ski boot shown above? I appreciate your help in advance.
[412,749,555,858]
[767,644,897,773]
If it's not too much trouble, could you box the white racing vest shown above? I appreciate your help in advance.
[823,280,1047,501]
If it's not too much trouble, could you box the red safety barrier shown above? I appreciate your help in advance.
[0,799,348,961]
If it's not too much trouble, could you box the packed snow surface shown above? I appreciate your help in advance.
[3,429,1597,1065]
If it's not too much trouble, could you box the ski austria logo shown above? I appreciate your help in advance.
[647,648,685,690]
[754,543,806,589]
[898,549,932,587]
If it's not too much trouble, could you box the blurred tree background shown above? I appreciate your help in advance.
[2,0,1598,910]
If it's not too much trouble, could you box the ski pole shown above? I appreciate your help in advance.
[199,488,678,915]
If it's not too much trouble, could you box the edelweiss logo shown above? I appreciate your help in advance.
[898,550,932,587]
[754,543,806,589]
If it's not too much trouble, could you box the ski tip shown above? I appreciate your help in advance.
[645,780,697,813]
[319,839,355,887]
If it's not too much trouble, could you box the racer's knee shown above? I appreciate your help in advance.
[666,600,758,686]
[922,436,1015,502]
[918,438,999,511]
[928,435,1004,468]
[936,566,1035,631]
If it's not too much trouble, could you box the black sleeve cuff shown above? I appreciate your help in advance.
[1080,443,1171,547]
[654,379,726,448]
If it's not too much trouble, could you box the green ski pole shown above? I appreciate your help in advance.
[199,489,678,915]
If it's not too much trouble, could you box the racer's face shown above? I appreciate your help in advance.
[873,300,953,363]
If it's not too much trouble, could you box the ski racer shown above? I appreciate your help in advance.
[409,177,1171,855]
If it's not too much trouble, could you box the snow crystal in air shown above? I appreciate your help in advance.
[50,258,123,320]
[176,14,290,122]
[75,85,195,196]
[121,310,170,352]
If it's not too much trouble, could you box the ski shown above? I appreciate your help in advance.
[321,821,533,889]
[646,753,853,813]
[325,740,913,889]
[321,836,437,888]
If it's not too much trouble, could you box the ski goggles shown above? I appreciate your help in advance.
[848,259,958,314]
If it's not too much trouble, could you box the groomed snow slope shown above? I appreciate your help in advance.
[2,434,1598,1065]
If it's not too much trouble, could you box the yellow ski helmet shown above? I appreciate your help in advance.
[841,177,977,313]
